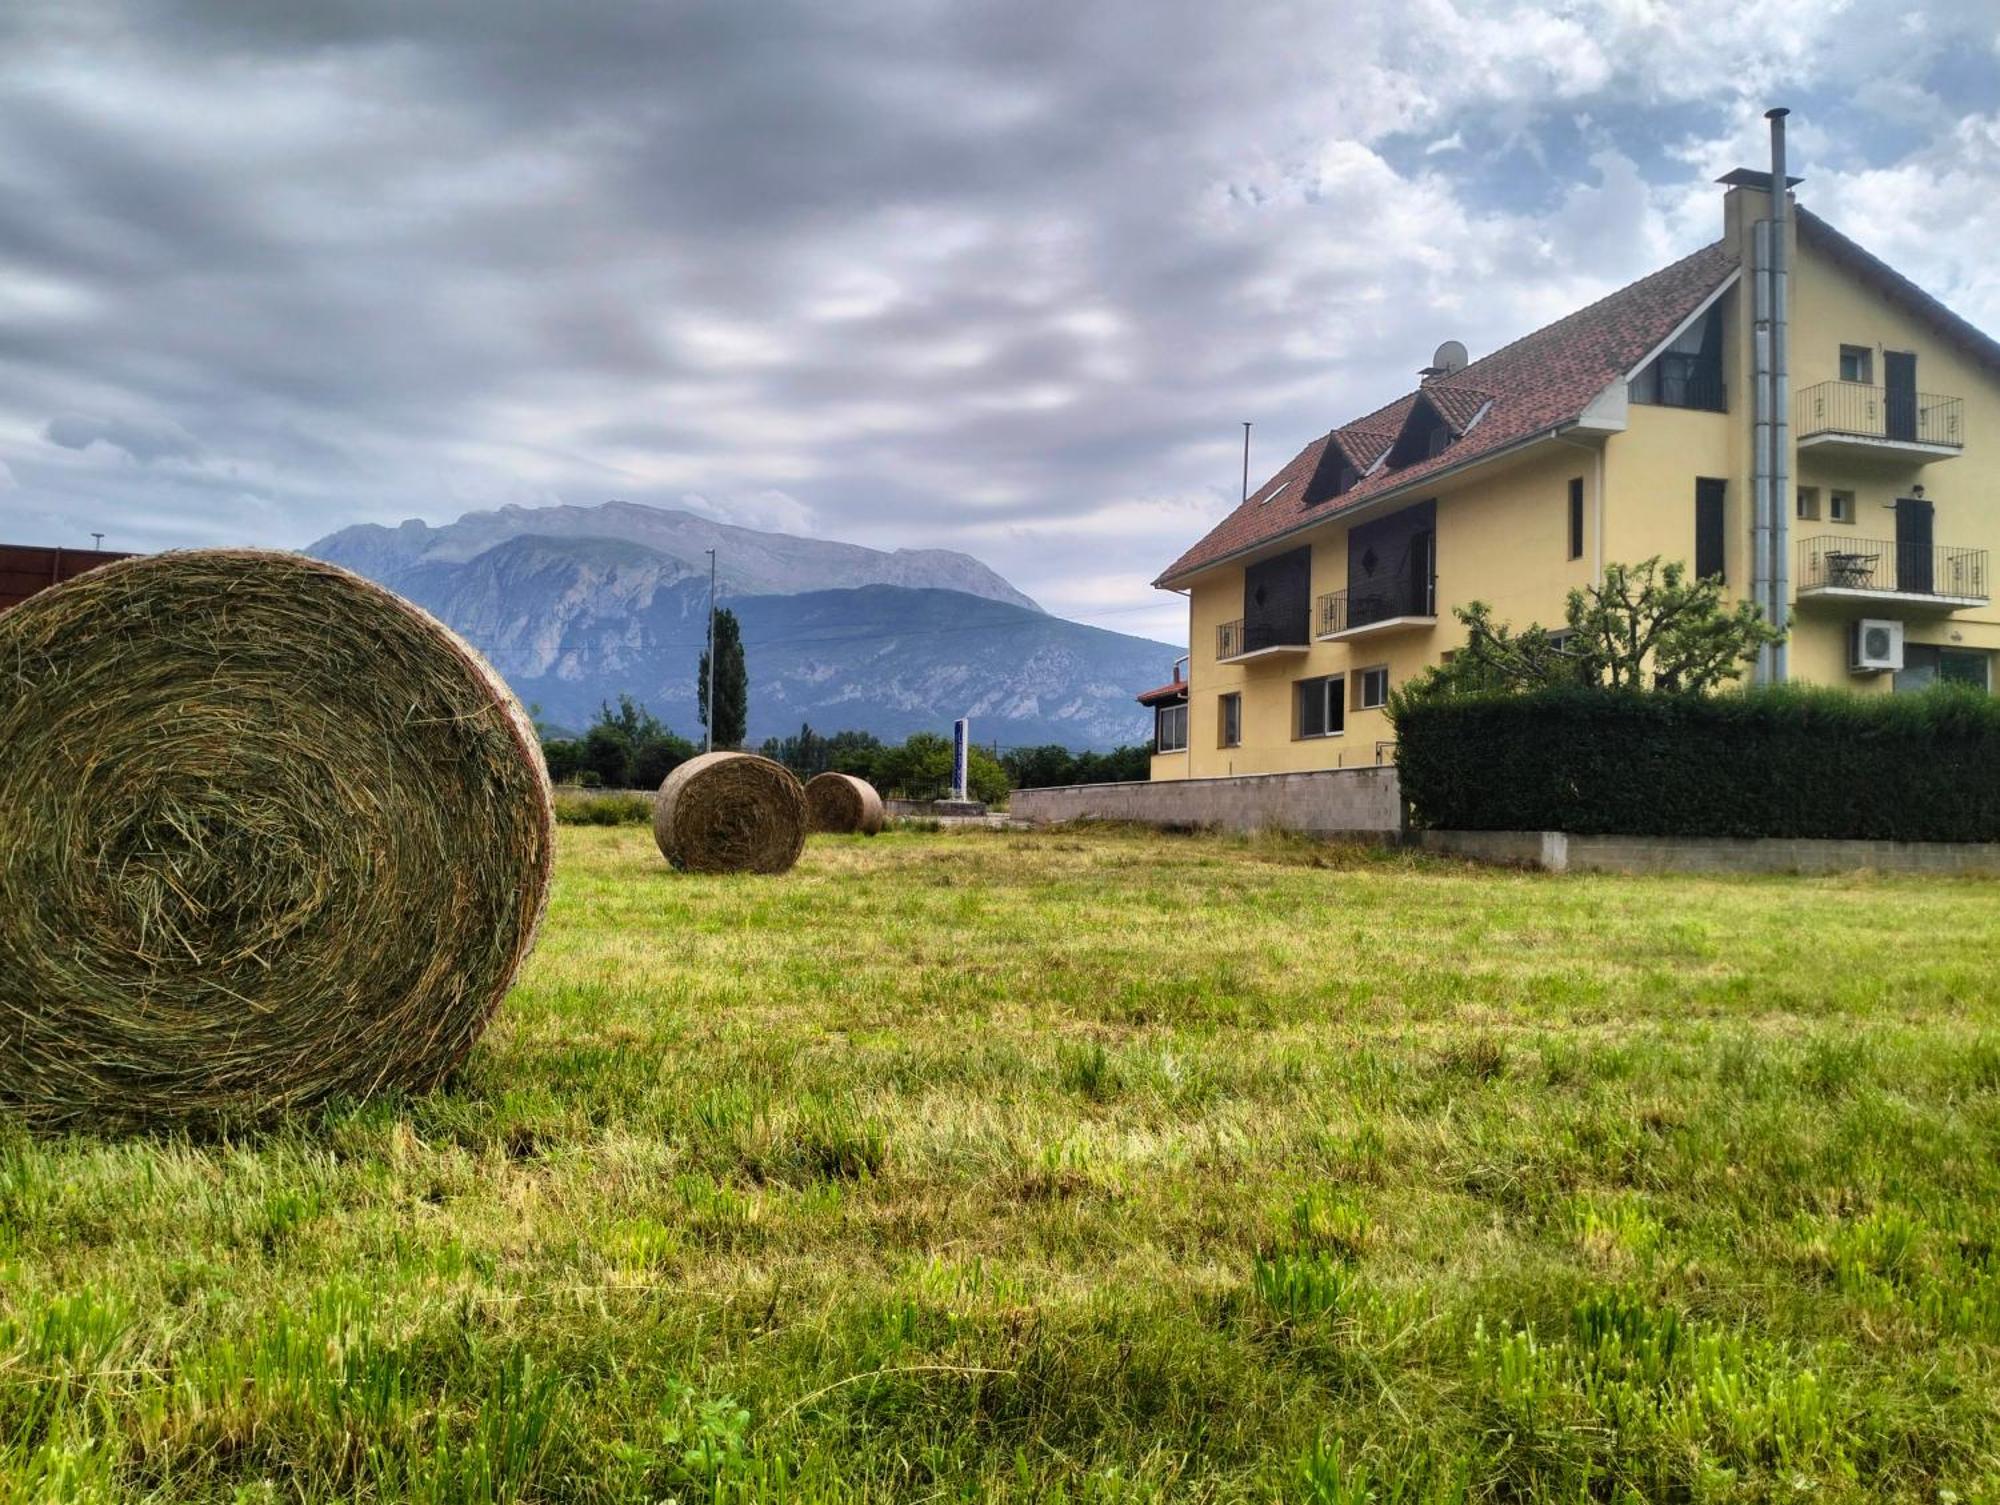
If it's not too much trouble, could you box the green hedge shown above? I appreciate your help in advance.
[1393,684,2000,841]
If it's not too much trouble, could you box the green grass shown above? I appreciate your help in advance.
[5,824,2000,1502]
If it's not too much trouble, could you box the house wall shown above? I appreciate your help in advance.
[1785,233,2000,690]
[1179,445,1598,779]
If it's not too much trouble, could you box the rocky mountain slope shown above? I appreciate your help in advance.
[308,519,1179,749]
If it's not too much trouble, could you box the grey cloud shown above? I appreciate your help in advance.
[2,0,1997,645]
[44,412,200,463]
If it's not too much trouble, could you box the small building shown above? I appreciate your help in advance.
[1135,670,1189,782]
[0,544,133,613]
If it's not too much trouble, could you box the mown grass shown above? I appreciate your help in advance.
[4,825,1999,1502]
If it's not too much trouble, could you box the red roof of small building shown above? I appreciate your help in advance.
[1135,678,1189,706]
[1155,239,1741,586]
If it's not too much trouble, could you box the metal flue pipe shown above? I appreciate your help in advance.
[1768,107,1792,682]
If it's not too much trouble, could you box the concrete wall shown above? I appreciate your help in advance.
[1012,766,1404,838]
[1419,828,2000,875]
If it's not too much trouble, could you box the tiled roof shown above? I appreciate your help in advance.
[1423,384,1496,434]
[1135,679,1189,705]
[1155,239,1741,586]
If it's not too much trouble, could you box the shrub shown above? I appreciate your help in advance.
[554,792,655,826]
[1393,683,2000,841]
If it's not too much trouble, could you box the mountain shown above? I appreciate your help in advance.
[306,522,1181,750]
[313,500,1042,611]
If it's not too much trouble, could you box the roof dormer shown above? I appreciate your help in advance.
[1384,386,1492,470]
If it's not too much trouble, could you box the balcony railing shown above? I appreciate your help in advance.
[1316,576,1438,637]
[1795,380,1964,450]
[1797,534,1988,604]
[1657,370,1727,413]
[1216,616,1309,661]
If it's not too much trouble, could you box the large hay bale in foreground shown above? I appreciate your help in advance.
[0,550,555,1132]
[804,772,885,836]
[654,752,807,873]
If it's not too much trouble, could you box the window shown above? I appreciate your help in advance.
[1218,692,1241,748]
[1629,304,1725,411]
[1695,477,1726,582]
[1895,646,1991,694]
[1797,486,1821,522]
[1295,675,1345,739]
[1830,490,1855,524]
[1567,477,1585,561]
[1839,345,1873,384]
[1355,666,1390,710]
[1154,702,1187,754]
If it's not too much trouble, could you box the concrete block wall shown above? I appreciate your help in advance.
[1418,829,2000,875]
[1011,767,1404,839]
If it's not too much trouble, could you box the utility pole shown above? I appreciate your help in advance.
[704,548,717,753]
[1241,422,1252,504]
[91,533,104,550]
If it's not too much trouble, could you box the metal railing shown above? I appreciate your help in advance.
[1316,575,1437,636]
[1216,615,1308,659]
[1797,534,1988,602]
[1795,380,1964,448]
[1657,370,1727,413]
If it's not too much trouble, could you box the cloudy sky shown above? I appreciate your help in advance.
[4,1,2000,642]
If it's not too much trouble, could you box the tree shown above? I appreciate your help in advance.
[1401,557,1782,704]
[967,746,1011,804]
[698,606,748,749]
[545,695,695,788]
[874,732,953,800]
[1002,744,1076,789]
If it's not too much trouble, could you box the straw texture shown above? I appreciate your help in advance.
[654,752,807,873]
[0,550,555,1131]
[804,772,885,836]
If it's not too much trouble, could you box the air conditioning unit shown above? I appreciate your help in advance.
[1850,618,1905,674]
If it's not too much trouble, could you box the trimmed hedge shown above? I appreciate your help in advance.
[1393,684,2000,841]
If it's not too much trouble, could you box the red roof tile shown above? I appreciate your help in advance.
[1156,239,1740,586]
[1135,678,1189,705]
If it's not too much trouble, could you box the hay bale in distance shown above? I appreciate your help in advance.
[0,550,555,1132]
[654,752,807,873]
[804,772,885,836]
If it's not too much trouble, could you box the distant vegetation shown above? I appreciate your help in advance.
[540,700,1151,804]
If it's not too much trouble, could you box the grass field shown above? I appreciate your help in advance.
[5,825,2000,1503]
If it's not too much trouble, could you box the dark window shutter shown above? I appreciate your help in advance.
[1695,478,1726,581]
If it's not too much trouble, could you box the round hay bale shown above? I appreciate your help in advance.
[0,550,555,1132]
[654,752,807,873]
[804,772,885,836]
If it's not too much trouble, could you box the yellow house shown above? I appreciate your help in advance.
[1144,114,2000,781]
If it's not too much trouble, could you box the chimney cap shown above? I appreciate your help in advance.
[1765,106,1791,120]
[1715,167,1803,191]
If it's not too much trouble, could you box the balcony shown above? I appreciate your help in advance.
[1315,577,1438,642]
[1216,616,1309,663]
[1796,534,1988,612]
[1795,380,1964,463]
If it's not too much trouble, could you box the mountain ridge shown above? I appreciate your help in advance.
[307,513,1180,749]
[311,500,1042,611]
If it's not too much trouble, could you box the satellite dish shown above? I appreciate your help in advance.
[1432,340,1469,375]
